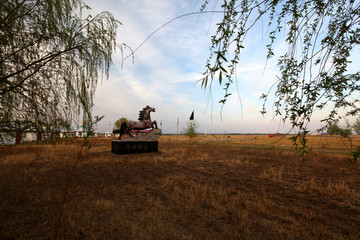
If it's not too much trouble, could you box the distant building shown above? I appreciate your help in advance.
[0,120,100,145]
[0,122,22,145]
[23,131,43,141]
[105,132,112,137]
[59,132,75,138]
[0,132,17,145]
[73,123,99,137]
[75,123,89,137]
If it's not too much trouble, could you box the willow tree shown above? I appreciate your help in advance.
[0,0,120,133]
[201,0,360,156]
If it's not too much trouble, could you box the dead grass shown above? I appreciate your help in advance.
[0,136,360,239]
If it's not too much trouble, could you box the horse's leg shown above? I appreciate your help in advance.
[119,130,123,139]
[152,120,158,129]
[126,129,134,137]
[119,122,127,140]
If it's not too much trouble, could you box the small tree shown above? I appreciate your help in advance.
[327,122,352,137]
[114,118,127,129]
[352,118,360,135]
[327,122,343,136]
[327,121,353,149]
[182,121,199,142]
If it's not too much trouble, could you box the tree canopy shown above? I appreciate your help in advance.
[114,117,127,129]
[0,0,121,133]
[200,0,360,156]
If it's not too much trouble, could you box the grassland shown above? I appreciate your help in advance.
[1,135,360,239]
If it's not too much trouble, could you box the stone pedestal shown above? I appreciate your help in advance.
[111,129,162,155]
[111,140,158,155]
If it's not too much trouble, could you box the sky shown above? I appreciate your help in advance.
[84,0,358,134]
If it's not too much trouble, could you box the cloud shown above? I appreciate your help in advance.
[87,0,334,134]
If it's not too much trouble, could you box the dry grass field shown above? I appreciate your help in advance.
[1,134,360,239]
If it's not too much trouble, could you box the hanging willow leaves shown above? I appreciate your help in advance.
[0,0,121,133]
[201,0,360,159]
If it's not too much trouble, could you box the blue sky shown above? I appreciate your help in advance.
[85,0,358,134]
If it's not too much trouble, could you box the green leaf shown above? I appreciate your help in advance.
[219,65,228,73]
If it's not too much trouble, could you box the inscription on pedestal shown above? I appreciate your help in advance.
[112,140,158,155]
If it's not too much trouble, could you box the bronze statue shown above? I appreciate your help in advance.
[113,105,158,139]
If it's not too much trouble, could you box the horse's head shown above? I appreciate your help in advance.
[145,105,155,112]
[139,105,156,121]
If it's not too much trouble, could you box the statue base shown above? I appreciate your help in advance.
[111,129,162,155]
[111,140,158,155]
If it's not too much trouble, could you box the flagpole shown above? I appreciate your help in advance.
[177,117,179,135]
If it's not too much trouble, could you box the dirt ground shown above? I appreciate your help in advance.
[0,136,359,239]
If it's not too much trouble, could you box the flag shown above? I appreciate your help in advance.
[190,110,194,120]
[177,117,179,134]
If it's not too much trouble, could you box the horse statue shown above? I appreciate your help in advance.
[113,105,158,139]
